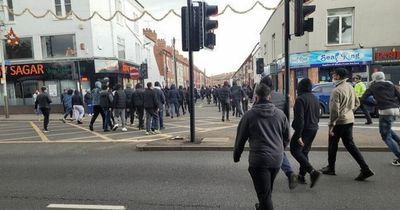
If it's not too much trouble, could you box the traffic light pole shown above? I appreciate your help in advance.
[187,0,196,143]
[284,0,290,120]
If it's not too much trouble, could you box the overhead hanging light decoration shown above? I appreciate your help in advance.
[4,27,20,47]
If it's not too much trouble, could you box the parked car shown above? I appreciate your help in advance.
[311,82,377,117]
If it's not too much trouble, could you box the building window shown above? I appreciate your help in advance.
[41,34,76,58]
[117,37,125,59]
[6,0,14,21]
[115,0,123,24]
[4,37,33,59]
[327,8,353,45]
[65,0,71,14]
[133,12,139,33]
[54,0,72,16]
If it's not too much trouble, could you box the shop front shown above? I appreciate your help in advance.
[309,48,373,83]
[373,46,400,84]
[0,59,137,114]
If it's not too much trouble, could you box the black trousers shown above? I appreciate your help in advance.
[328,123,369,170]
[127,105,136,125]
[248,167,280,210]
[221,101,230,120]
[243,99,249,112]
[90,105,105,126]
[39,107,50,130]
[290,129,318,176]
[136,106,145,129]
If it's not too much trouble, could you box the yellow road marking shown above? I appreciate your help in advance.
[67,123,112,141]
[30,121,49,142]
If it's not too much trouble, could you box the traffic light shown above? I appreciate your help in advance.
[201,2,218,49]
[256,58,264,74]
[294,0,316,37]
[181,2,218,51]
[181,5,202,51]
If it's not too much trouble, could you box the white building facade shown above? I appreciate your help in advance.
[0,0,161,113]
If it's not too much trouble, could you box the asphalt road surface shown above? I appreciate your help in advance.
[0,143,398,210]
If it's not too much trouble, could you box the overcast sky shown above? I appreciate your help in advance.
[140,0,280,76]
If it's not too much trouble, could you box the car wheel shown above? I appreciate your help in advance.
[319,105,324,117]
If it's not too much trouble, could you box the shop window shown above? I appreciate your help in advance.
[54,0,72,16]
[41,34,76,58]
[45,80,61,104]
[327,8,353,45]
[4,37,34,60]
[117,37,125,59]
[22,80,39,105]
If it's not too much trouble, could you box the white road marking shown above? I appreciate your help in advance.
[47,203,126,210]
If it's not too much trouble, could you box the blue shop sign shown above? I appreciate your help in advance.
[310,49,372,67]
[290,53,310,68]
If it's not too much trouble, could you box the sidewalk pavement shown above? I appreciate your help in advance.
[0,114,390,152]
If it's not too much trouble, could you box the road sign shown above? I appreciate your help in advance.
[130,68,139,80]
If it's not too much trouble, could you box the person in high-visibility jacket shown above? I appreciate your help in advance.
[354,75,372,124]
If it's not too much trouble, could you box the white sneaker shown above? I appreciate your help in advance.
[122,127,127,132]
[153,130,161,134]
[145,131,150,135]
[112,124,119,131]
[392,159,400,166]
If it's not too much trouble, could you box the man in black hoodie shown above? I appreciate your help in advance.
[290,78,321,188]
[234,83,289,210]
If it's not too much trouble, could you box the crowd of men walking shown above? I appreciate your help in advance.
[53,77,204,135]
[232,68,400,210]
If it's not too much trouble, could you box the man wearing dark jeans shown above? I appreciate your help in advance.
[90,81,105,131]
[290,78,321,188]
[35,86,52,132]
[234,83,289,210]
[133,83,145,130]
[219,81,231,122]
[321,68,374,181]
[361,71,400,166]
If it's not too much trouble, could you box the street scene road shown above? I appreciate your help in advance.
[0,144,398,210]
[0,101,398,209]
[0,101,390,149]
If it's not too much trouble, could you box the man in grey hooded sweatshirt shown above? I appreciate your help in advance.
[234,83,289,210]
[89,81,105,131]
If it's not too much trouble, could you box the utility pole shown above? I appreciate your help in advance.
[187,0,195,143]
[0,23,9,118]
[172,37,178,86]
[284,0,290,120]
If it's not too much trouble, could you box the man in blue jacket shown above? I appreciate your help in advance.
[234,83,289,210]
